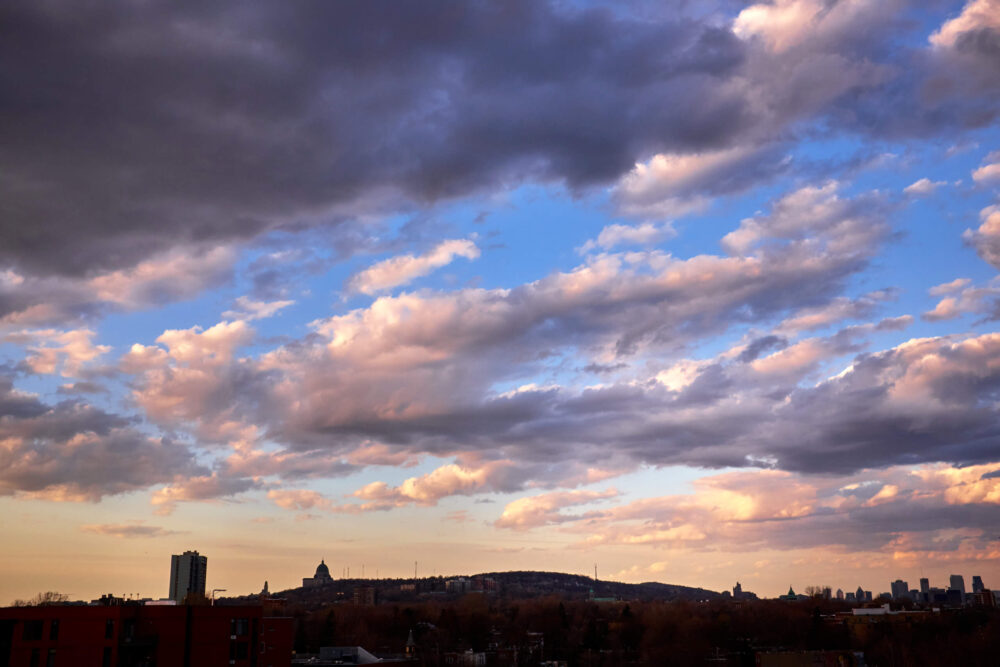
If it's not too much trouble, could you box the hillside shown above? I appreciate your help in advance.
[222,570,721,608]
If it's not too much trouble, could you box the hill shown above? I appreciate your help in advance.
[222,570,721,609]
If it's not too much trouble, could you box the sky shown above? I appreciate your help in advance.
[2,0,1000,603]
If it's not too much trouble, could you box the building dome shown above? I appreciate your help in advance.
[315,559,331,579]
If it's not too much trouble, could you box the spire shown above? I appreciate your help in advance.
[405,628,416,656]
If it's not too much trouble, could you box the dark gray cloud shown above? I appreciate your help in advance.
[737,335,788,362]
[0,376,203,500]
[3,0,989,293]
[0,0,752,280]
[56,381,109,395]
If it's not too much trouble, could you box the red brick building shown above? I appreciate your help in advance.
[0,604,292,667]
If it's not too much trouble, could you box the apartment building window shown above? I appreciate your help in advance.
[49,619,59,641]
[23,620,43,641]
[230,640,249,660]
[231,618,249,636]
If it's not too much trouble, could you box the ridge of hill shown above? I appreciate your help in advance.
[223,570,721,608]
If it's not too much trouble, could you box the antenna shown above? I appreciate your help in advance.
[594,563,598,581]
[362,564,365,578]
[415,561,418,579]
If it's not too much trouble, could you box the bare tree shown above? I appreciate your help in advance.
[11,591,70,607]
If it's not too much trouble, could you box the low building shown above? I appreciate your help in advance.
[0,604,292,667]
[353,586,376,606]
[756,650,865,666]
[445,578,471,594]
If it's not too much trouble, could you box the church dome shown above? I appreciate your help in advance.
[315,559,331,578]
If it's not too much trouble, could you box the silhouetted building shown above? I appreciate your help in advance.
[836,588,844,600]
[972,575,984,594]
[949,574,966,603]
[0,604,292,666]
[890,579,909,599]
[303,559,334,588]
[317,646,415,664]
[757,650,865,666]
[779,587,808,601]
[446,577,472,594]
[920,578,929,593]
[352,586,376,606]
[169,550,207,603]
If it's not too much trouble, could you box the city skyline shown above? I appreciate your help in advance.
[3,0,1000,604]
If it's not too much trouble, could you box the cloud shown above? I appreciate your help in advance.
[972,159,1000,184]
[120,320,259,437]
[346,239,480,295]
[0,376,202,501]
[57,381,108,395]
[963,205,1000,269]
[733,0,876,54]
[922,279,1000,322]
[929,278,972,296]
[81,522,177,539]
[929,0,1000,50]
[87,246,236,309]
[903,178,946,195]
[613,146,789,220]
[495,488,619,530]
[150,474,262,515]
[1,328,110,377]
[267,489,335,512]
[579,222,675,254]
[116,183,916,485]
[721,181,885,256]
[222,296,295,321]
[0,245,236,328]
[3,0,980,299]
[922,1,1000,121]
[775,289,898,333]
[501,462,1000,560]
[352,460,525,508]
[0,0,753,282]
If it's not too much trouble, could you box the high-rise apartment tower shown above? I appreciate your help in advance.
[169,550,207,603]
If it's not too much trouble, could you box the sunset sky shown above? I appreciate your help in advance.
[3,0,1000,604]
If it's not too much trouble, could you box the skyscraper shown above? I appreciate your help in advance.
[972,575,984,594]
[920,577,929,594]
[891,579,909,599]
[949,574,966,604]
[169,550,207,603]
